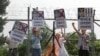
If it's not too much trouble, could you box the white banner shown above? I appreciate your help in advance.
[10,29,25,43]
[32,11,45,28]
[55,20,66,28]
[78,17,93,30]
[32,20,45,28]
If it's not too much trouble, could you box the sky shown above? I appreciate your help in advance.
[3,0,100,39]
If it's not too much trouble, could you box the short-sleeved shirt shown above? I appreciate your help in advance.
[31,34,42,49]
[77,32,90,50]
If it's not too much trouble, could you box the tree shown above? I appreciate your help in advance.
[0,18,6,32]
[0,46,8,56]
[0,34,7,46]
[0,0,9,15]
[0,0,9,32]
[65,32,78,55]
[0,0,9,46]
[40,26,52,51]
[18,40,27,56]
[94,40,100,56]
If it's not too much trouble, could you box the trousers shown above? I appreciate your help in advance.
[9,48,18,56]
[32,48,41,56]
[78,49,89,56]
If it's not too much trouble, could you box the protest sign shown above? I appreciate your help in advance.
[78,8,94,29]
[54,9,67,28]
[10,21,28,43]
[32,11,45,28]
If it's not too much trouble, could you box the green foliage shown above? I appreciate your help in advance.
[0,34,7,46]
[0,0,9,33]
[18,42,27,56]
[65,32,78,55]
[40,27,52,51]
[0,0,9,15]
[0,46,8,56]
[93,40,100,56]
[88,32,96,41]
[0,17,6,32]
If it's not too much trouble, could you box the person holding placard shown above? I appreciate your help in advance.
[6,31,19,56]
[54,33,69,56]
[72,22,90,56]
[31,28,42,56]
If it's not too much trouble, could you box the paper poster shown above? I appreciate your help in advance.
[10,21,28,43]
[54,9,67,28]
[78,8,94,30]
[32,11,45,28]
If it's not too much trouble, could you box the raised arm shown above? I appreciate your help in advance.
[72,22,80,34]
[61,32,64,37]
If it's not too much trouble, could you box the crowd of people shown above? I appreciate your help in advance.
[5,22,90,56]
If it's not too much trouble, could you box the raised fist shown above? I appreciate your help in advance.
[72,22,75,26]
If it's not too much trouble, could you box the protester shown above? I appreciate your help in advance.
[31,28,42,56]
[72,22,90,56]
[6,31,19,56]
[54,33,60,56]
[55,33,69,56]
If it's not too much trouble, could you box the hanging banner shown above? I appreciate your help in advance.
[10,21,28,43]
[32,10,45,28]
[54,9,67,28]
[78,8,94,30]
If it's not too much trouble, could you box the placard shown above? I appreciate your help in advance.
[32,11,45,28]
[78,17,93,29]
[10,21,28,43]
[54,9,67,28]
[78,8,94,29]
